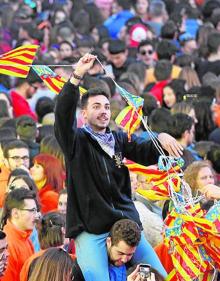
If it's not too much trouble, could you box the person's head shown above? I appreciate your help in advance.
[108,39,128,68]
[35,97,55,124]
[207,31,220,56]
[53,8,67,25]
[179,66,201,90]
[168,113,195,147]
[30,153,64,193]
[3,140,30,171]
[28,248,74,281]
[156,40,177,61]
[59,40,74,60]
[134,0,149,16]
[171,101,198,124]
[163,79,186,109]
[207,144,220,174]
[148,0,167,21]
[0,93,13,119]
[37,125,54,143]
[7,168,29,185]
[184,160,216,195]
[154,60,172,81]
[106,219,141,267]
[37,212,65,249]
[148,108,172,133]
[16,115,37,142]
[58,189,67,216]
[7,174,37,193]
[0,231,8,277]
[137,39,155,66]
[80,88,110,133]
[0,100,10,118]
[142,93,158,117]
[179,33,197,55]
[1,188,39,231]
[15,69,42,99]
[161,20,178,40]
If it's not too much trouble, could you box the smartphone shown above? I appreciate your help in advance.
[139,264,151,280]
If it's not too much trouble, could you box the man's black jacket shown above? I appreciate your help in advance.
[54,81,160,238]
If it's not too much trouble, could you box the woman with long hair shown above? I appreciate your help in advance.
[162,79,186,109]
[179,66,201,90]
[183,160,216,197]
[28,248,74,281]
[30,153,65,214]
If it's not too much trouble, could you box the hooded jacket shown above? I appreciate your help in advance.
[54,82,160,238]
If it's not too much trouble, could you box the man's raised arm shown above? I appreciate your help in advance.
[54,54,96,157]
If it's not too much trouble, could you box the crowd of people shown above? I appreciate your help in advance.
[0,0,220,280]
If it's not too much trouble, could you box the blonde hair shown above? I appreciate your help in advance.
[183,160,215,194]
[179,66,201,89]
[171,101,194,115]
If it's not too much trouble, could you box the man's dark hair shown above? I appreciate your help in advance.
[0,127,17,143]
[108,39,126,54]
[168,113,193,139]
[207,32,220,54]
[207,144,220,173]
[138,39,154,52]
[154,60,172,81]
[3,139,29,158]
[142,93,158,117]
[117,0,132,10]
[15,68,42,88]
[109,219,141,247]
[161,20,177,40]
[38,212,65,249]
[175,54,193,67]
[148,108,172,133]
[80,88,110,109]
[0,188,38,229]
[157,40,177,60]
[35,97,55,123]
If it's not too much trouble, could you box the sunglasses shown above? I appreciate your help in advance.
[140,50,154,56]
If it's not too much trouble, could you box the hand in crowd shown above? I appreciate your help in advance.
[127,265,140,281]
[158,133,183,158]
[200,184,220,200]
[73,53,97,78]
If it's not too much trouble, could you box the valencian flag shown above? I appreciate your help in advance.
[115,105,142,136]
[32,65,86,95]
[0,45,39,78]
[125,159,182,200]
[114,84,144,138]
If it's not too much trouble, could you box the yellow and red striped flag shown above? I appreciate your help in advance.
[0,45,39,78]
[115,106,142,138]
[32,65,86,95]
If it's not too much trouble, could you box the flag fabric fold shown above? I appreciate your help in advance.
[0,45,39,78]
[32,65,86,95]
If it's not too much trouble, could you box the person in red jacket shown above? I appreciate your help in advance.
[30,153,64,214]
[0,188,39,281]
[9,69,42,121]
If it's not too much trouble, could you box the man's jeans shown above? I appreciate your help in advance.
[75,231,167,281]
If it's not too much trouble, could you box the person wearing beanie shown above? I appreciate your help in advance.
[16,115,40,164]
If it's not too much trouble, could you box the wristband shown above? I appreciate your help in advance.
[71,72,83,80]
